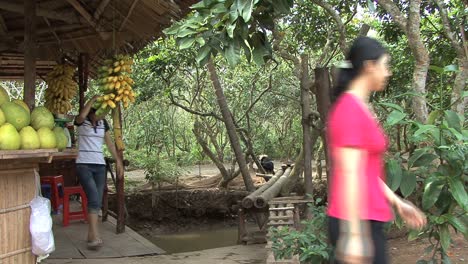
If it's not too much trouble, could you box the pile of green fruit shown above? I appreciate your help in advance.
[0,86,68,151]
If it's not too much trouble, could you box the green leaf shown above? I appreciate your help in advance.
[413,153,438,168]
[429,65,444,74]
[440,225,451,253]
[196,45,212,65]
[226,23,236,38]
[386,110,406,126]
[408,148,428,168]
[416,260,428,264]
[445,215,467,235]
[414,124,437,138]
[177,28,197,38]
[178,37,196,49]
[252,46,266,66]
[211,2,228,13]
[400,171,417,198]
[224,38,241,66]
[448,177,468,211]
[444,110,462,132]
[378,102,405,112]
[241,0,253,22]
[164,24,181,35]
[408,229,421,241]
[385,159,403,191]
[427,110,442,125]
[422,179,444,210]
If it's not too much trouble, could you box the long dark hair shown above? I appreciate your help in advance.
[332,37,387,102]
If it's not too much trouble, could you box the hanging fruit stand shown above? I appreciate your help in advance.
[0,1,198,263]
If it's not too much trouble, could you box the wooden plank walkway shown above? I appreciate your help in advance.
[50,211,164,259]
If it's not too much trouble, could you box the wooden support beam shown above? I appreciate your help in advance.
[0,0,82,24]
[65,0,96,28]
[43,18,61,44]
[78,53,88,111]
[119,0,140,31]
[10,24,84,37]
[0,14,7,35]
[24,0,36,110]
[94,0,111,20]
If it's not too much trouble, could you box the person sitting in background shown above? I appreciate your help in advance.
[260,155,274,174]
[74,95,124,250]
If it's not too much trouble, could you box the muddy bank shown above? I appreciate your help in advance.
[109,188,249,223]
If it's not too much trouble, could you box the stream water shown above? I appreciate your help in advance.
[148,226,240,253]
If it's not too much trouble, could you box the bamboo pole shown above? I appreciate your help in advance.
[112,105,125,233]
[24,0,36,110]
[241,168,284,209]
[254,167,293,208]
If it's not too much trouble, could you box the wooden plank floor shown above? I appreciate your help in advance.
[49,207,165,259]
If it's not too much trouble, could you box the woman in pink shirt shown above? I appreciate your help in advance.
[327,37,426,264]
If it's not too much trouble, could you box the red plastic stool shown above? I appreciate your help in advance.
[63,186,88,226]
[40,175,64,212]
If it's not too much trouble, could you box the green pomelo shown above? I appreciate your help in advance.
[19,126,40,150]
[0,109,5,126]
[53,127,68,150]
[1,102,30,130]
[37,127,57,149]
[0,123,21,150]
[0,86,10,106]
[31,106,55,130]
[13,99,30,113]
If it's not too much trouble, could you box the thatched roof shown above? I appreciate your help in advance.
[0,0,198,79]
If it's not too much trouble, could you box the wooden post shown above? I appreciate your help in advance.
[112,105,125,233]
[78,53,89,111]
[300,55,314,219]
[24,0,36,110]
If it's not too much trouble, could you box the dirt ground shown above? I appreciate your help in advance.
[114,162,467,264]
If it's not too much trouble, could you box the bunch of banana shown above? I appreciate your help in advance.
[44,64,78,114]
[94,54,136,114]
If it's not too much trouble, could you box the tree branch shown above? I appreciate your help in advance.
[169,93,224,121]
[376,0,408,30]
[311,0,347,53]
[433,0,466,58]
[238,75,273,122]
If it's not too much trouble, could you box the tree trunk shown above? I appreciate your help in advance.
[193,121,230,180]
[300,55,314,200]
[280,147,304,196]
[206,59,255,192]
[451,59,468,115]
[378,0,429,123]
[313,67,332,180]
[407,1,430,123]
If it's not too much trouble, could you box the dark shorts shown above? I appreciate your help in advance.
[76,163,106,214]
[328,216,388,264]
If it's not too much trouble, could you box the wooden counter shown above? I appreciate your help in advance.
[39,148,78,187]
[0,149,58,264]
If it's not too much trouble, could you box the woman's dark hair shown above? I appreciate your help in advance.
[332,37,387,102]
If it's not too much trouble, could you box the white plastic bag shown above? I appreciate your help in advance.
[30,196,55,255]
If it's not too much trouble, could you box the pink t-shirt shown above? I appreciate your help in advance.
[326,93,392,222]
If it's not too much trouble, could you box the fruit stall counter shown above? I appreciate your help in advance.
[0,149,58,264]
[39,148,79,187]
